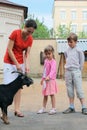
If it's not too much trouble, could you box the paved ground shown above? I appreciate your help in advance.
[0,78,87,130]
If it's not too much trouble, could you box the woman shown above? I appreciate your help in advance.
[3,19,37,117]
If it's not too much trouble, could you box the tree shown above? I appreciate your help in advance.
[55,23,87,39]
[22,15,51,38]
[78,31,87,38]
[32,18,50,39]
[55,23,71,39]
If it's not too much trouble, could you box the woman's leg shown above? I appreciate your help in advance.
[14,89,21,112]
[14,89,24,117]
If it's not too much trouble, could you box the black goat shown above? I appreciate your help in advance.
[0,71,33,124]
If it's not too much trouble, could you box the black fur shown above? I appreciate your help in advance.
[0,71,33,124]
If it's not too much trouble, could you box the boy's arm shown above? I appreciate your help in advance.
[79,51,85,70]
[64,51,67,59]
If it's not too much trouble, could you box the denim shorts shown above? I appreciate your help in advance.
[65,69,84,99]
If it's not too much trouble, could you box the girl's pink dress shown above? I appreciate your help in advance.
[42,58,58,96]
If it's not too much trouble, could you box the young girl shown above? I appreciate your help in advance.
[37,45,58,115]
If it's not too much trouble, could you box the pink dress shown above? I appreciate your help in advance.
[42,58,58,96]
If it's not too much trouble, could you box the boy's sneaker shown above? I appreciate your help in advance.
[49,109,57,115]
[82,108,87,115]
[63,107,75,114]
[37,108,46,114]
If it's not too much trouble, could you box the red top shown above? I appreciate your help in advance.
[4,29,33,64]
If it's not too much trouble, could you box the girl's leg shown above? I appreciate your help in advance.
[50,95,56,109]
[49,95,56,114]
[37,96,48,114]
[43,95,48,108]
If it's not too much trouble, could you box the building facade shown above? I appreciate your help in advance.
[53,0,87,35]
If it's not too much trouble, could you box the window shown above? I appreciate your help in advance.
[60,11,66,20]
[83,11,87,20]
[71,11,76,20]
[83,25,87,33]
[71,24,77,33]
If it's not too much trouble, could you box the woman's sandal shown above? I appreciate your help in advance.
[14,111,24,117]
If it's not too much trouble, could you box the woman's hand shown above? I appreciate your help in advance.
[25,67,29,73]
[25,67,29,76]
[16,64,22,72]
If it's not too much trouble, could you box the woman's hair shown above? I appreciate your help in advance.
[25,19,37,29]
[44,45,55,58]
[67,32,78,42]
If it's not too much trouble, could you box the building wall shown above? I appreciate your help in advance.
[53,0,87,34]
[29,39,60,77]
[0,6,24,69]
[83,61,87,79]
[29,39,87,78]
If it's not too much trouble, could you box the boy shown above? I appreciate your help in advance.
[63,33,87,115]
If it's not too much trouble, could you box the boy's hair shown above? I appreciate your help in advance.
[67,33,78,42]
[25,19,37,29]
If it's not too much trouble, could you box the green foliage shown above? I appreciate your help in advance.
[22,14,51,38]
[56,23,71,39]
[78,31,87,38]
[32,18,50,39]
[56,22,87,39]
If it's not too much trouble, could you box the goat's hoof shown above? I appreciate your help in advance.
[4,121,10,125]
[1,116,10,124]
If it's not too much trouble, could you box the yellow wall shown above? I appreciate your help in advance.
[53,0,87,34]
[29,39,59,77]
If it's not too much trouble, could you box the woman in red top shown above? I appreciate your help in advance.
[3,19,37,117]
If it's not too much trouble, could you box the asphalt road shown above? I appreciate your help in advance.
[0,111,87,130]
[0,78,87,130]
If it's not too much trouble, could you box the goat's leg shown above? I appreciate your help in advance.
[1,107,10,124]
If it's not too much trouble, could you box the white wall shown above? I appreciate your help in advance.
[0,6,24,70]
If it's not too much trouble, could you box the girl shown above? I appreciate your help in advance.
[37,45,58,115]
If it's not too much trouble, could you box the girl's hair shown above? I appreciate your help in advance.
[25,19,37,29]
[67,32,78,42]
[44,45,55,58]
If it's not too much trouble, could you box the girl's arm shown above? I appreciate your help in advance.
[47,60,56,80]
[7,39,22,71]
